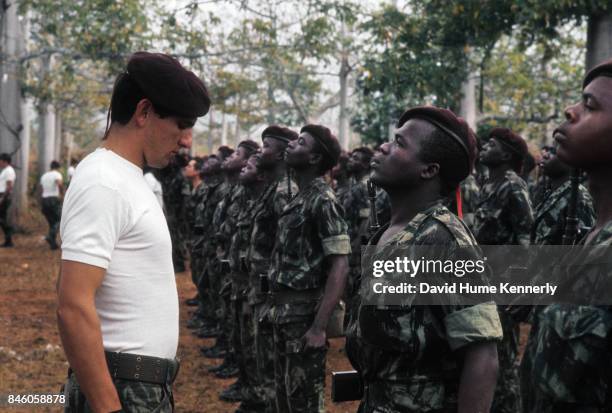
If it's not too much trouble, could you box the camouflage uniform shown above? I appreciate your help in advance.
[530,180,594,245]
[473,169,534,413]
[521,181,598,412]
[520,223,612,412]
[63,364,178,413]
[375,187,391,228]
[186,181,208,286]
[159,167,189,272]
[346,201,503,412]
[269,177,350,413]
[195,179,224,321]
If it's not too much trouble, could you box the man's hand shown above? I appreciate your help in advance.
[302,326,326,350]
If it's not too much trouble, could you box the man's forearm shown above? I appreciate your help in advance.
[57,304,121,412]
[312,255,348,332]
[457,342,498,413]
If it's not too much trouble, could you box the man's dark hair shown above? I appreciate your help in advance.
[50,160,61,169]
[217,146,234,161]
[300,124,341,174]
[194,156,205,171]
[106,52,210,133]
[0,153,11,163]
[418,128,470,196]
[488,127,528,173]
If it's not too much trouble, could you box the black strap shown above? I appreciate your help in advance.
[104,351,179,385]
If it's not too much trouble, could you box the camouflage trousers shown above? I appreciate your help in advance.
[491,310,521,413]
[272,317,327,413]
[357,380,457,413]
[231,296,259,394]
[254,303,277,412]
[63,370,174,413]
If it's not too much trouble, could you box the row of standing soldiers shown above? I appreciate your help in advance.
[157,74,608,412]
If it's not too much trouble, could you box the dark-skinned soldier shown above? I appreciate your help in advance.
[221,153,268,411]
[345,106,502,413]
[270,124,350,413]
[332,150,351,206]
[207,141,259,380]
[520,59,612,413]
[473,127,534,413]
[246,126,298,413]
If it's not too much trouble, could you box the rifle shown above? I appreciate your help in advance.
[562,168,580,246]
[331,370,363,402]
[287,169,292,199]
[367,179,380,236]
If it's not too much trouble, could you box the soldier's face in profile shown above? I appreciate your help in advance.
[285,132,316,169]
[479,138,509,166]
[223,146,248,172]
[370,119,429,189]
[555,76,612,169]
[183,159,198,178]
[203,157,220,175]
[541,149,570,178]
[143,104,194,168]
[347,151,368,173]
[259,137,285,169]
[239,155,260,184]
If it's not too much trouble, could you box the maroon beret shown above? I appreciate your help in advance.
[301,124,342,172]
[488,127,528,173]
[398,106,477,178]
[127,52,210,118]
[238,139,260,156]
[583,58,612,88]
[261,125,298,143]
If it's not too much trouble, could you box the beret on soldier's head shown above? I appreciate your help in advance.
[300,124,342,173]
[488,127,528,158]
[261,125,298,143]
[126,52,211,118]
[398,106,477,178]
[217,146,234,161]
[583,58,612,88]
[238,139,260,157]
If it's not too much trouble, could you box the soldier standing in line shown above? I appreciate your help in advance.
[520,59,612,413]
[269,124,350,413]
[342,147,374,332]
[332,150,351,207]
[183,156,205,279]
[473,127,534,413]
[346,106,502,412]
[159,149,190,273]
[207,140,259,380]
[221,153,269,412]
[247,126,298,413]
[192,149,233,337]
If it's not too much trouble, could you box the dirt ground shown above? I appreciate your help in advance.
[0,215,358,413]
[0,214,529,413]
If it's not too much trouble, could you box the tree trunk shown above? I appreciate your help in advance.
[338,54,350,149]
[54,108,62,161]
[221,112,228,146]
[586,12,612,70]
[459,71,478,130]
[38,103,56,176]
[0,1,27,222]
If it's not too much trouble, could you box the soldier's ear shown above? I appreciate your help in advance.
[309,152,323,167]
[420,163,440,180]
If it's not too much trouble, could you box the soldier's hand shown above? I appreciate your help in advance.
[302,327,326,350]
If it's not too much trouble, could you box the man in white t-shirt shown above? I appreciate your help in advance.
[0,153,16,247]
[39,160,64,250]
[57,52,210,413]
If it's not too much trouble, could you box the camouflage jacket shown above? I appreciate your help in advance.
[229,186,261,293]
[247,176,297,276]
[531,180,594,245]
[159,167,188,221]
[523,222,612,410]
[185,181,207,241]
[349,201,503,412]
[473,170,534,246]
[194,179,223,258]
[216,182,244,259]
[343,175,371,267]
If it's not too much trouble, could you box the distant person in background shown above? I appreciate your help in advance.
[144,166,164,208]
[40,160,64,250]
[66,158,78,186]
[0,153,15,247]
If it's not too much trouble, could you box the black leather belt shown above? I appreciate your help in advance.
[269,288,322,305]
[104,351,180,385]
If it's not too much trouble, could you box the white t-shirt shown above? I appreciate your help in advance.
[60,148,178,359]
[144,172,164,209]
[40,170,63,198]
[67,166,75,181]
[0,165,16,193]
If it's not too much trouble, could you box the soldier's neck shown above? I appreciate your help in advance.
[206,174,222,184]
[547,173,569,191]
[353,169,368,182]
[190,176,202,189]
[486,164,512,183]
[294,168,319,190]
[587,166,612,228]
[225,171,240,184]
[386,187,441,228]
